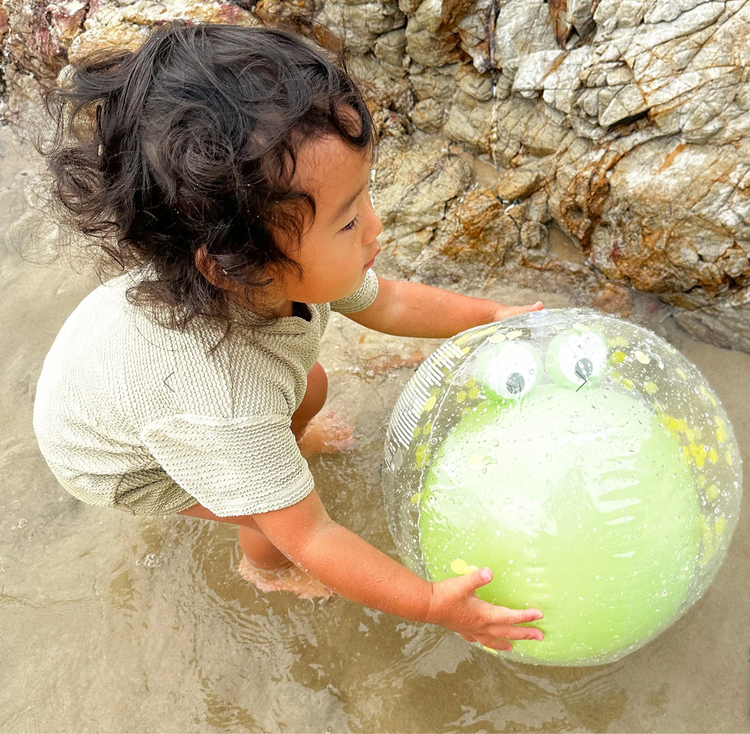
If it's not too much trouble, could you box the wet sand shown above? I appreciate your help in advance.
[1,125,748,733]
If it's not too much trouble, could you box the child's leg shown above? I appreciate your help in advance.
[178,503,333,599]
[293,361,355,455]
[291,361,328,439]
[180,358,330,563]
[175,362,337,597]
[178,502,289,569]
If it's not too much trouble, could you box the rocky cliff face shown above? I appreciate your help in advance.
[2,0,749,351]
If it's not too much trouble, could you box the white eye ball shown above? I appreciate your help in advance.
[547,331,608,389]
[482,342,539,400]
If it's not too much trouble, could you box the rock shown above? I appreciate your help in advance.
[442,93,494,154]
[434,186,517,267]
[455,62,493,102]
[372,135,473,234]
[3,0,750,352]
[409,63,459,104]
[316,0,404,55]
[455,0,496,73]
[671,290,750,352]
[371,135,473,269]
[582,137,750,295]
[0,5,8,39]
[411,99,445,133]
[46,1,88,43]
[496,166,545,201]
[349,54,412,116]
[592,281,633,318]
[404,14,462,66]
[414,0,470,33]
[494,0,558,75]
[548,0,597,47]
[373,26,407,67]
[253,0,314,22]
[68,0,258,64]
[3,0,70,95]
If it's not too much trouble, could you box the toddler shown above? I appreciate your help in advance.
[34,21,545,652]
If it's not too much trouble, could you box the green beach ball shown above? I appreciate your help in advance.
[382,308,742,666]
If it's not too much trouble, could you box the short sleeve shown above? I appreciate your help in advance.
[141,413,314,517]
[330,268,379,313]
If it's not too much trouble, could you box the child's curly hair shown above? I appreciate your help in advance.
[44,20,375,327]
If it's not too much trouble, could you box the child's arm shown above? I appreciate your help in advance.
[252,489,544,651]
[345,277,544,338]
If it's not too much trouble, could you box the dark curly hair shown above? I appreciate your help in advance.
[42,19,375,327]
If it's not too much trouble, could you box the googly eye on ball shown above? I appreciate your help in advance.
[382,307,742,667]
[475,340,541,402]
[545,329,609,390]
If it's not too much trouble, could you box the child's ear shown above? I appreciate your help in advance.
[194,246,228,288]
[195,246,265,307]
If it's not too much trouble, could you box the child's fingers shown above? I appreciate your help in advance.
[478,638,514,652]
[477,624,543,651]
[493,302,544,322]
[493,624,544,641]
[513,302,543,314]
[438,566,493,599]
[494,606,544,625]
[465,566,494,591]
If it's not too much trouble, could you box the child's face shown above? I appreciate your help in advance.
[268,132,382,308]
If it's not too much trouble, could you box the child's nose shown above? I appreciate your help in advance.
[363,195,382,239]
[367,209,383,241]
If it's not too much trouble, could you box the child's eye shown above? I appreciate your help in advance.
[342,215,359,232]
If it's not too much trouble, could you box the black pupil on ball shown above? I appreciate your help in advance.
[507,372,525,394]
[575,358,593,381]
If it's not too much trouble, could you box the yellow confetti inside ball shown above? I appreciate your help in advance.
[382,308,742,666]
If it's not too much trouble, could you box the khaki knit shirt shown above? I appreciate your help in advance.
[33,268,379,517]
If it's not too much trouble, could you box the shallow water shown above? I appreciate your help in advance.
[2,127,749,733]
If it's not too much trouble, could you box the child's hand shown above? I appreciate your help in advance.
[492,301,544,322]
[425,567,544,651]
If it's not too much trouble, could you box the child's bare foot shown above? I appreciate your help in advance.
[238,554,336,600]
[297,410,355,457]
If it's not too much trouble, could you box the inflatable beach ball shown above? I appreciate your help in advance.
[382,308,742,666]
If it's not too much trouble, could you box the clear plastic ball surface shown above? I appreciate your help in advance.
[382,308,743,666]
